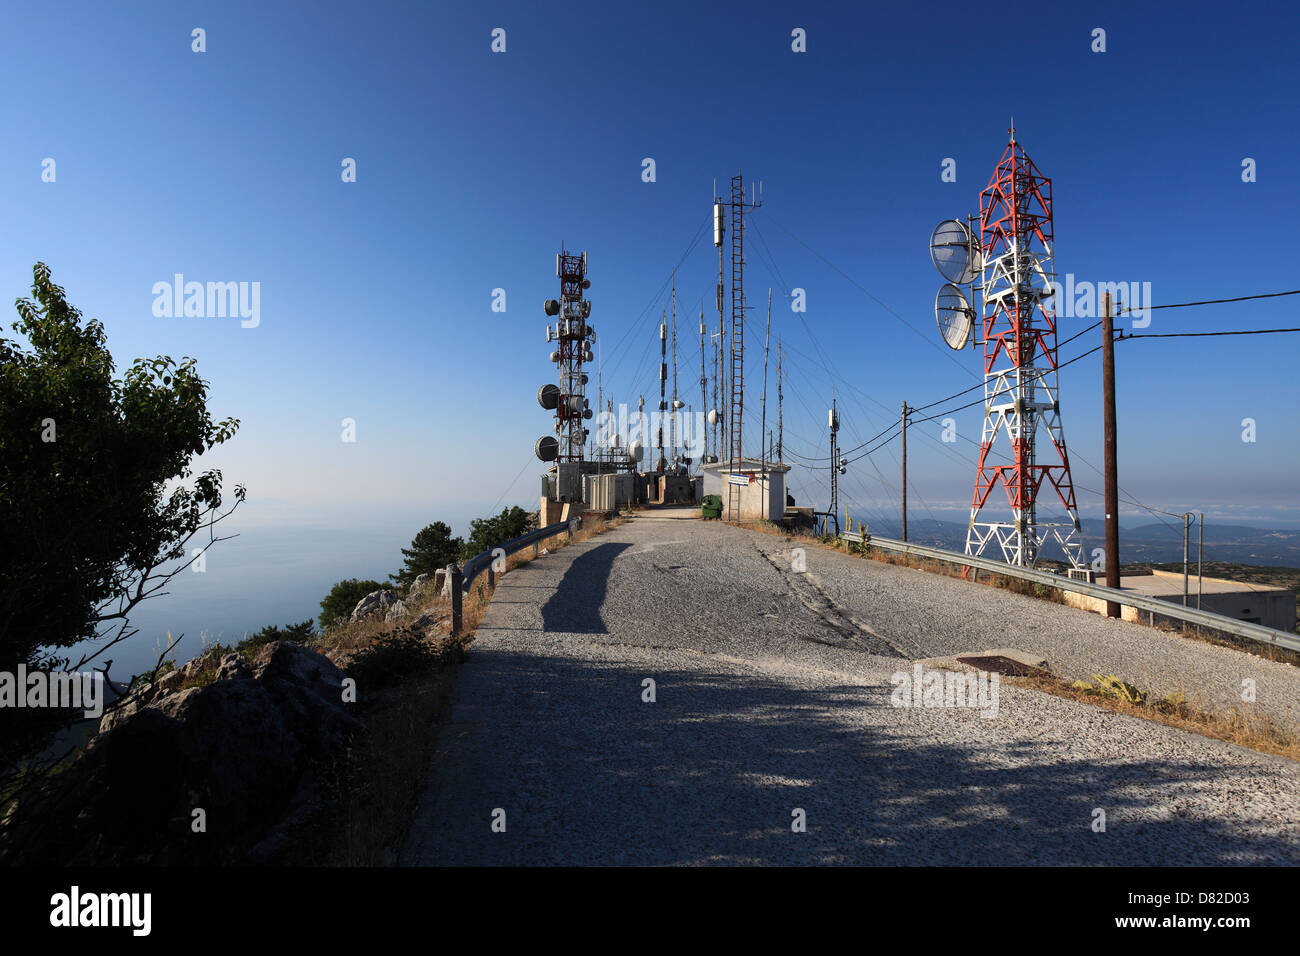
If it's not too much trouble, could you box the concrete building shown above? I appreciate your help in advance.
[700,458,790,522]
[1061,569,1296,633]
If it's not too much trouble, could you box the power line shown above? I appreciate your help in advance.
[1118,327,1300,340]
[1116,288,1300,315]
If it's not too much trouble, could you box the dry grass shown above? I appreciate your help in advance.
[1009,671,1300,762]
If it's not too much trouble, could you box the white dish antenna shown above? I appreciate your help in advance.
[935,283,974,350]
[930,219,981,285]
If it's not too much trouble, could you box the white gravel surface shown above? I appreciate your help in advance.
[401,512,1300,865]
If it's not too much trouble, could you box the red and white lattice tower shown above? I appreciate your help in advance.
[966,129,1084,569]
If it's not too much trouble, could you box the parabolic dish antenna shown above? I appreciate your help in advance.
[534,435,558,462]
[935,283,974,350]
[930,219,980,285]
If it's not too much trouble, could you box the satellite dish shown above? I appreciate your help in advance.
[930,219,981,285]
[535,436,558,461]
[537,384,560,410]
[707,409,719,425]
[544,299,561,316]
[627,439,645,463]
[935,283,974,350]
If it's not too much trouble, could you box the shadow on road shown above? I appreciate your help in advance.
[407,646,1299,866]
[540,542,632,635]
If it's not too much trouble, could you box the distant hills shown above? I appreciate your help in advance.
[856,517,1300,568]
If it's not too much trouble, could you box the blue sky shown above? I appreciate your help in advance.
[3,0,1298,543]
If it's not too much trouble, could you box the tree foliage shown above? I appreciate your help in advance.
[459,506,532,561]
[390,522,462,588]
[0,262,242,768]
[319,579,383,629]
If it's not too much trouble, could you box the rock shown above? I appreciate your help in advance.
[384,599,410,622]
[411,609,445,632]
[408,573,433,602]
[0,642,359,866]
[349,588,400,623]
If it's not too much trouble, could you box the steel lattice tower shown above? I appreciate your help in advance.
[555,247,592,462]
[726,174,747,520]
[966,131,1084,568]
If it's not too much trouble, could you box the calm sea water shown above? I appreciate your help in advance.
[54,500,496,684]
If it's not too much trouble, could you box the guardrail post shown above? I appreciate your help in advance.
[450,564,463,637]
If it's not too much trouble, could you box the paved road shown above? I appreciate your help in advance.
[402,511,1300,865]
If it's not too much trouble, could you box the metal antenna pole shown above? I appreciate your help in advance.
[699,308,707,468]
[1183,512,1191,607]
[671,280,679,467]
[657,313,666,473]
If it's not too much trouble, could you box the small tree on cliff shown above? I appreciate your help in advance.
[459,506,532,561]
[0,263,243,777]
[390,522,462,589]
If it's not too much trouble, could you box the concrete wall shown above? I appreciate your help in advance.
[701,469,785,521]
[1061,573,1296,633]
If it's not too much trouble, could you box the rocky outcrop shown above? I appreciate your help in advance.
[350,588,400,623]
[384,599,410,622]
[0,642,359,865]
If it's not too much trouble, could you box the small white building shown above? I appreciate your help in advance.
[700,458,790,521]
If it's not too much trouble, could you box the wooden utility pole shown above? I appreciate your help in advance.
[901,401,909,543]
[760,289,772,476]
[1102,292,1120,617]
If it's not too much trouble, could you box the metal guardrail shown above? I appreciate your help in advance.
[448,517,582,636]
[839,530,1300,654]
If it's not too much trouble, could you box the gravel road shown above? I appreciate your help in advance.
[401,511,1300,865]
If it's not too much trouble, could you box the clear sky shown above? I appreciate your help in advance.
[3,0,1297,543]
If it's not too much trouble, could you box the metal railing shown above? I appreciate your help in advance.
[839,530,1300,654]
[448,517,582,636]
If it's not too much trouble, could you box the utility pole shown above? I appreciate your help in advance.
[901,401,909,543]
[760,288,772,477]
[1198,512,1204,609]
[1101,291,1120,617]
[1183,512,1191,607]
[828,399,840,535]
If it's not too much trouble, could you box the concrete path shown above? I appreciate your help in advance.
[402,513,1300,865]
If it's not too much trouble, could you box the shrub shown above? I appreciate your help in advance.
[236,620,314,656]
[344,629,459,695]
[320,578,384,628]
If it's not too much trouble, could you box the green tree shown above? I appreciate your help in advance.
[0,263,242,771]
[390,522,462,588]
[460,506,533,561]
[237,619,316,655]
[319,578,383,629]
